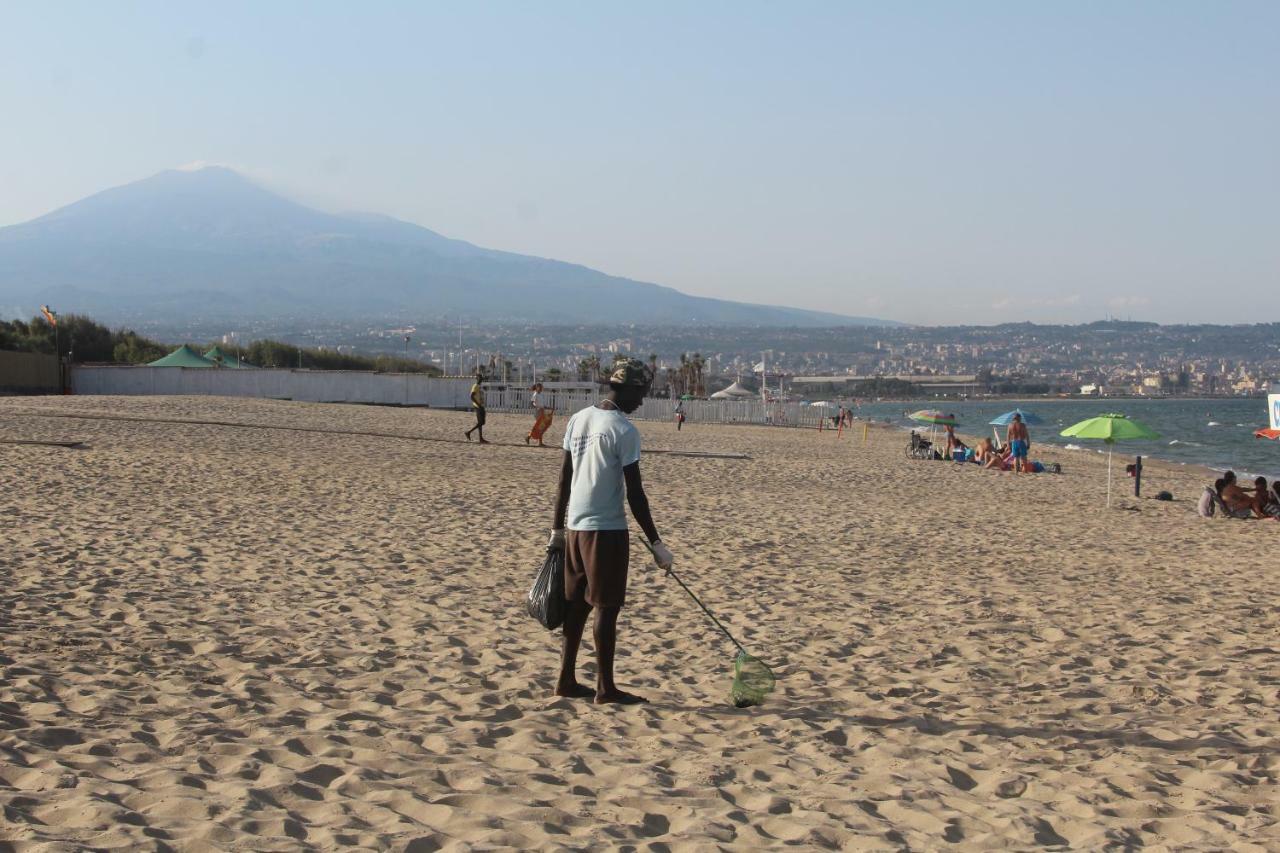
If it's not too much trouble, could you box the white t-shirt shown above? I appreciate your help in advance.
[562,404,642,531]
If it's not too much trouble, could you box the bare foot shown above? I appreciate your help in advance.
[595,689,647,705]
[555,682,595,699]
[478,438,490,445]
[464,432,471,441]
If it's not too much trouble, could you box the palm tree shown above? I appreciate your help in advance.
[578,355,601,382]
[675,353,689,398]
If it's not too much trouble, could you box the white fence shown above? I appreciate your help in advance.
[69,367,840,429]
[71,365,475,407]
[483,382,836,429]
[475,382,600,415]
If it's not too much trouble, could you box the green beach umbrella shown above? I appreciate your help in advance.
[1060,413,1159,507]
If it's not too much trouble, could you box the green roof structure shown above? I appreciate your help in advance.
[202,346,252,368]
[147,345,219,368]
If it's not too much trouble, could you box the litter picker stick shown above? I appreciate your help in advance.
[639,537,746,655]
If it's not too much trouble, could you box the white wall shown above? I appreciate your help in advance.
[71,366,475,408]
[70,367,835,428]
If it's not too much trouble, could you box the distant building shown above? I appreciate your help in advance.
[792,374,978,394]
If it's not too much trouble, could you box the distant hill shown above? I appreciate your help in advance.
[0,167,897,327]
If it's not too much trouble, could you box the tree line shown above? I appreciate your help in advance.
[573,352,705,398]
[0,313,440,375]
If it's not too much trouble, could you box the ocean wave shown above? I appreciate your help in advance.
[1207,421,1221,426]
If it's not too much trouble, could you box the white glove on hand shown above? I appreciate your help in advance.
[547,529,566,551]
[650,540,674,571]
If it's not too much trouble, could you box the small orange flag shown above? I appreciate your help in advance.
[40,305,58,328]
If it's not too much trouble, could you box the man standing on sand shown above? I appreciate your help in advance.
[1006,413,1030,473]
[464,372,488,444]
[548,358,674,705]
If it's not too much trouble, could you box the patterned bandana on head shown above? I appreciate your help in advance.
[608,358,652,388]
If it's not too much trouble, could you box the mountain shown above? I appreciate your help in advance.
[0,167,896,327]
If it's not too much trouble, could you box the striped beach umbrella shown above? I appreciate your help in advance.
[989,408,1043,426]
[908,410,957,426]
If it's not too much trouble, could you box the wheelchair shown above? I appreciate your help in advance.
[906,430,938,460]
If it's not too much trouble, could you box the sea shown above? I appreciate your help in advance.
[848,397,1279,478]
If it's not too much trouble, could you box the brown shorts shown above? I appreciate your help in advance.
[565,530,630,608]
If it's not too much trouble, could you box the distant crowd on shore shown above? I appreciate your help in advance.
[1200,471,1280,519]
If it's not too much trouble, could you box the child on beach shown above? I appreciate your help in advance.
[526,382,553,446]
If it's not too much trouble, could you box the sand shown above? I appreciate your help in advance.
[1,394,1276,850]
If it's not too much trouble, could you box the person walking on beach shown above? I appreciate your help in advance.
[464,372,488,444]
[526,382,553,446]
[548,358,673,705]
[1006,413,1030,473]
[674,398,685,431]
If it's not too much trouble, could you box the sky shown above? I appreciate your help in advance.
[2,1,1277,325]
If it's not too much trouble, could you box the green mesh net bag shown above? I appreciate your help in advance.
[644,539,777,708]
[731,651,776,707]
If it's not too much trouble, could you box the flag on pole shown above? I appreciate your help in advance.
[40,305,58,327]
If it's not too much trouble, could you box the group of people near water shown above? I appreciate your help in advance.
[1201,470,1280,519]
[940,413,1052,473]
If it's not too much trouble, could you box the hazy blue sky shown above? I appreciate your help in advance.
[3,2,1277,325]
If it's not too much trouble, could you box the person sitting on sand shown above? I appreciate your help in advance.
[1250,476,1280,519]
[548,358,674,705]
[973,437,998,465]
[985,447,1012,471]
[1218,476,1255,518]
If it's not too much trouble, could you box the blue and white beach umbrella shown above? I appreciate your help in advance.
[988,408,1044,427]
[989,408,1043,447]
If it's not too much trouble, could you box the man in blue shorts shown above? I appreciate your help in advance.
[1006,412,1030,473]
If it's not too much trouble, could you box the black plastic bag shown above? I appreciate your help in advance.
[526,548,567,630]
